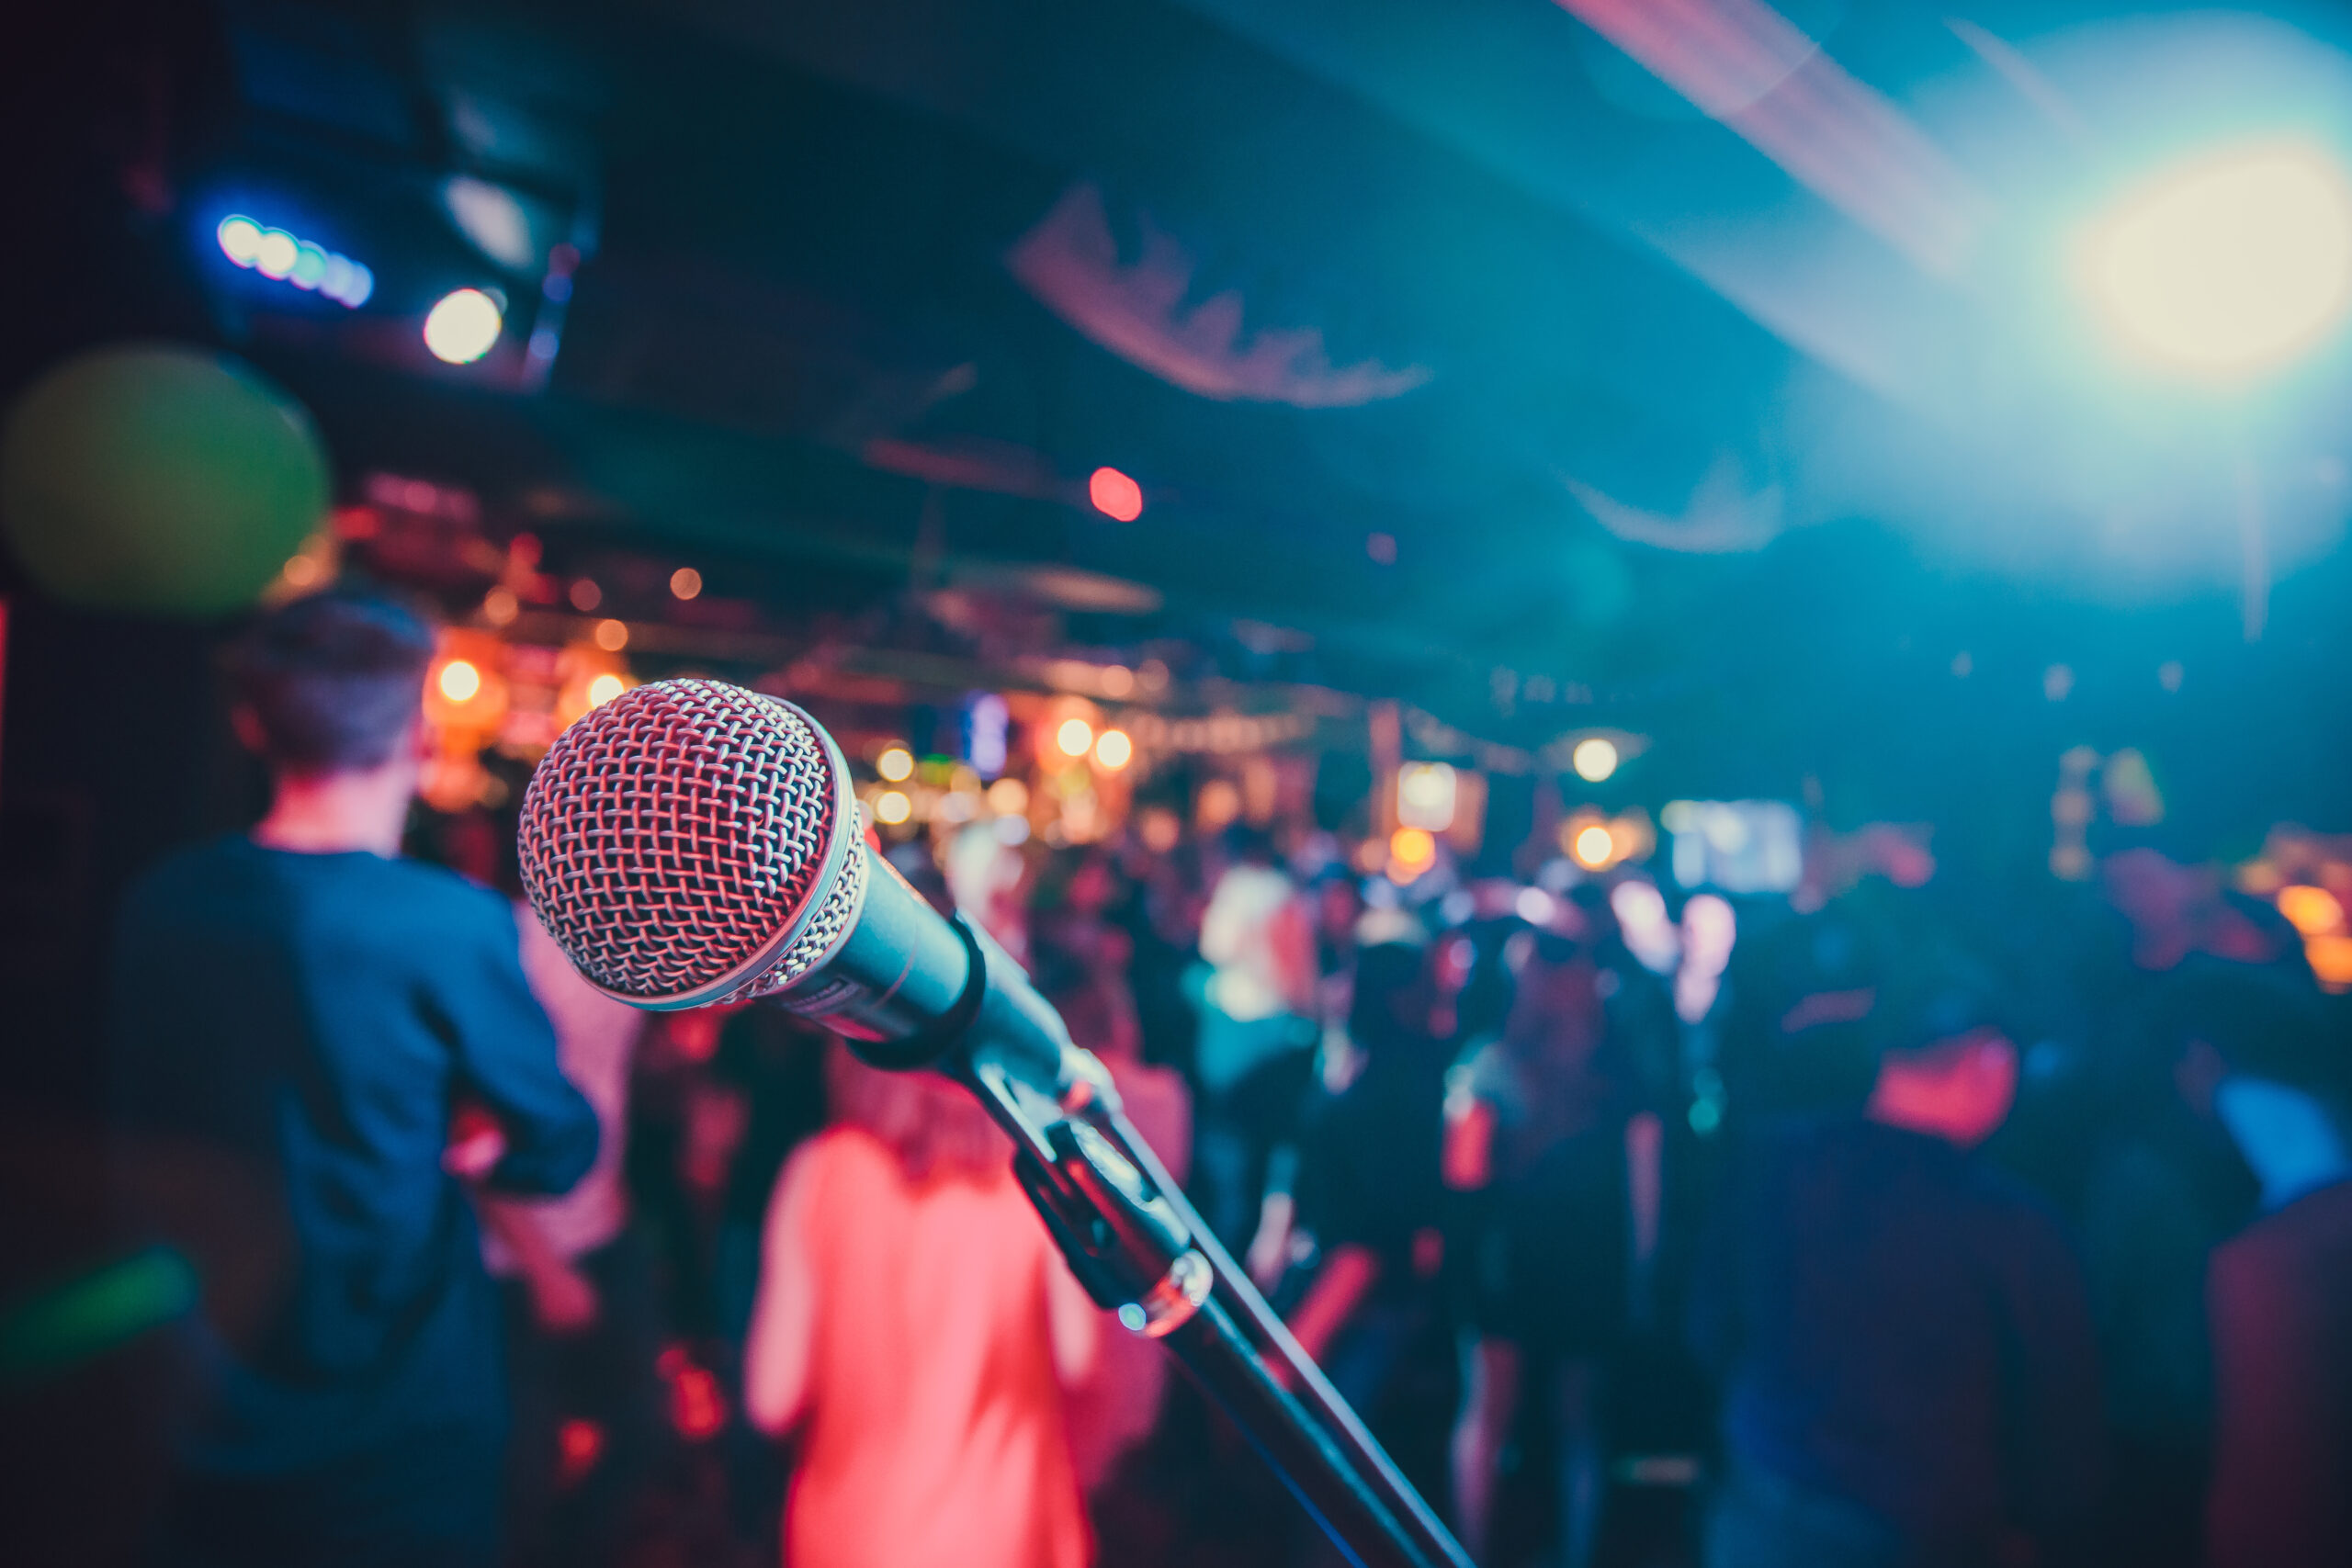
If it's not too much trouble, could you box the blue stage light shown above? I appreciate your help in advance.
[214,214,372,309]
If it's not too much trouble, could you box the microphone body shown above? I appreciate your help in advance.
[517,678,1466,1568]
[516,679,1077,1096]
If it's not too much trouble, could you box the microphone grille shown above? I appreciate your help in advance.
[518,679,858,1005]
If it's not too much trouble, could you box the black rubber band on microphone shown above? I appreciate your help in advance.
[844,914,991,1073]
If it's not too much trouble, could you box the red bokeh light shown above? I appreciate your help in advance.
[1088,466,1144,522]
[558,1419,605,1486]
[671,1366,727,1441]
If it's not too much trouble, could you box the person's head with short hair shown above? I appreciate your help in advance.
[226,589,435,776]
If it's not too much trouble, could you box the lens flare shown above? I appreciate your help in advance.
[2086,142,2352,377]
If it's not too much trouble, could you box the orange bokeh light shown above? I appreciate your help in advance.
[2278,884,2345,937]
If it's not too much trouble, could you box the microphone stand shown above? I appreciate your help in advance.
[953,1029,1473,1568]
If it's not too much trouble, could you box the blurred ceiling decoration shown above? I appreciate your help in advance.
[1006,183,1433,407]
[947,558,1166,615]
[1565,454,1786,554]
[1555,0,1985,276]
[858,435,1080,506]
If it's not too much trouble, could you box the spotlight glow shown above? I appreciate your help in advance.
[586,672,627,708]
[874,790,913,826]
[1390,827,1436,869]
[437,659,483,703]
[1057,716,1095,757]
[1093,728,1133,770]
[876,746,915,783]
[424,288,503,365]
[1573,824,1617,869]
[2085,143,2352,377]
[1572,738,1619,784]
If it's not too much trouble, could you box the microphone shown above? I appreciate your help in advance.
[515,678,1086,1100]
[517,678,1470,1568]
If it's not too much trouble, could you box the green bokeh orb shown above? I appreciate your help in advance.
[1,344,331,616]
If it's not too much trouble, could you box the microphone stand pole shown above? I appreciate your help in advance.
[953,1033,1473,1568]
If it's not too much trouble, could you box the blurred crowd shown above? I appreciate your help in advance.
[108,592,2352,1568]
[450,807,2352,1568]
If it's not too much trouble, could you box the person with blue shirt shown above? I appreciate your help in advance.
[109,589,597,1568]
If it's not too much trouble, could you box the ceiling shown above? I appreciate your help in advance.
[12,0,2352,826]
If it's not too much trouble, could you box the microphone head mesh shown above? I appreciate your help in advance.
[517,679,863,1006]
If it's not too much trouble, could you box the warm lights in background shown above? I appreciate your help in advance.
[594,619,629,651]
[216,215,373,306]
[874,790,913,826]
[555,647,635,733]
[876,745,915,783]
[1088,466,1145,522]
[424,288,504,365]
[424,637,509,732]
[2082,141,2352,378]
[2274,882,2352,990]
[437,659,483,703]
[985,776,1030,817]
[2278,884,2345,937]
[670,567,703,600]
[421,631,513,813]
[1396,761,1458,831]
[1571,737,1619,784]
[2235,828,2352,991]
[1093,728,1133,770]
[1057,716,1095,757]
[1562,807,1657,873]
[1388,826,1436,879]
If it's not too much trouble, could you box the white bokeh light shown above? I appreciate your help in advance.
[424,288,504,366]
[2085,142,2352,378]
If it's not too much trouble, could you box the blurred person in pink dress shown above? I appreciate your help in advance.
[743,1046,1100,1568]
